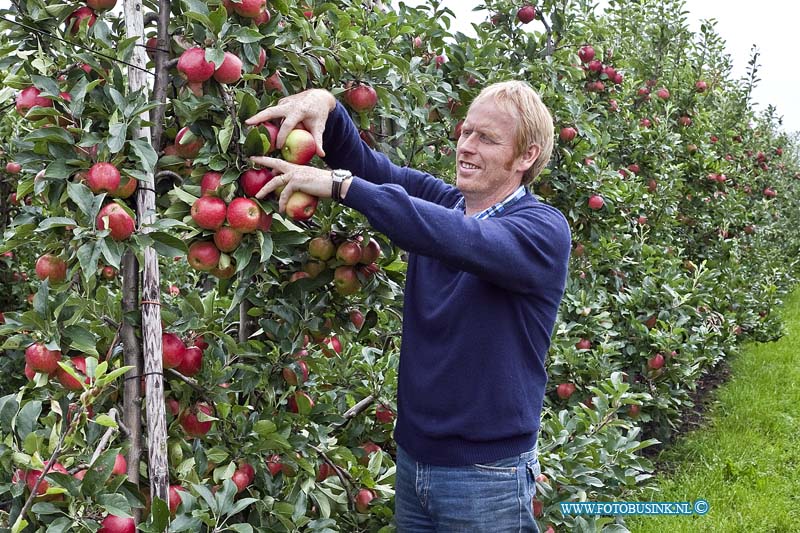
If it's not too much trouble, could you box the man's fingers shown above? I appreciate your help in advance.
[245,107,281,126]
[250,156,286,172]
[255,173,289,200]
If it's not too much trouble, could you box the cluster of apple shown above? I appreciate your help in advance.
[578,44,623,93]
[183,121,322,276]
[294,233,382,296]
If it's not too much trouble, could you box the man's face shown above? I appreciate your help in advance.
[455,98,533,210]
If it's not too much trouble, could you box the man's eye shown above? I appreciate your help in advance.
[460,129,472,137]
[479,134,495,144]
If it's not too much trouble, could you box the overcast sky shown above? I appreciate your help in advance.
[396,0,800,135]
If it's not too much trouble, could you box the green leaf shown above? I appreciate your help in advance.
[67,181,98,218]
[130,138,158,175]
[234,27,265,44]
[150,497,170,531]
[243,127,270,156]
[98,492,133,517]
[16,400,42,440]
[63,325,99,356]
[36,217,78,231]
[257,231,273,263]
[81,450,117,496]
[237,92,259,122]
[0,394,19,433]
[94,414,119,428]
[24,127,74,145]
[77,242,102,282]
[148,231,188,258]
[96,366,135,387]
[40,517,72,533]
[108,122,127,154]
[217,116,234,154]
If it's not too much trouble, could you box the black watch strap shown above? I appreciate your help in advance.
[331,170,352,201]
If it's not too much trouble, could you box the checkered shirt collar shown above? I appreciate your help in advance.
[453,185,528,220]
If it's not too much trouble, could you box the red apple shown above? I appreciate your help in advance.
[355,489,375,513]
[556,382,576,400]
[174,126,204,158]
[336,241,362,265]
[87,0,116,9]
[87,162,121,194]
[168,485,186,515]
[98,514,135,533]
[166,398,181,416]
[309,236,335,261]
[656,88,670,100]
[333,266,360,295]
[96,202,136,240]
[316,462,335,482]
[281,129,316,165]
[264,71,283,93]
[226,197,261,233]
[200,171,223,196]
[111,176,137,199]
[287,390,314,413]
[587,195,604,210]
[344,84,378,113]
[257,210,273,232]
[162,332,186,369]
[6,162,21,174]
[25,343,62,374]
[191,196,227,230]
[25,463,68,495]
[517,5,535,23]
[559,127,577,142]
[232,0,266,18]
[266,454,282,476]
[238,462,255,484]
[213,226,243,252]
[375,404,394,424]
[35,254,67,282]
[179,402,214,437]
[250,48,267,73]
[349,309,365,329]
[648,353,665,370]
[285,191,318,221]
[575,338,591,350]
[112,454,127,476]
[320,336,342,357]
[177,47,216,82]
[16,86,53,118]
[66,7,97,35]
[187,241,221,271]
[359,442,381,466]
[176,346,203,376]
[282,360,309,386]
[578,45,595,63]
[695,80,707,93]
[56,356,89,390]
[213,52,243,84]
[240,168,274,197]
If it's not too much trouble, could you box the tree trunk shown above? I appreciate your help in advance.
[123,0,169,512]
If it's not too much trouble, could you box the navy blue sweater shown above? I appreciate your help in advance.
[323,103,571,466]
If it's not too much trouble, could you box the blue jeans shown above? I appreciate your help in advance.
[395,445,541,532]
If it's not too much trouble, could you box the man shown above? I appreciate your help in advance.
[247,80,571,532]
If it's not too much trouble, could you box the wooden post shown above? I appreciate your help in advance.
[122,0,169,511]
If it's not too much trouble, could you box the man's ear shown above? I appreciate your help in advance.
[517,143,541,173]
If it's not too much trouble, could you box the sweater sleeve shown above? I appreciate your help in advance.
[322,102,458,206]
[342,178,572,295]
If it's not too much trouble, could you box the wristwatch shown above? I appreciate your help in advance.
[331,169,352,201]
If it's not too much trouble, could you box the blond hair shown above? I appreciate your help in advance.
[469,80,554,184]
